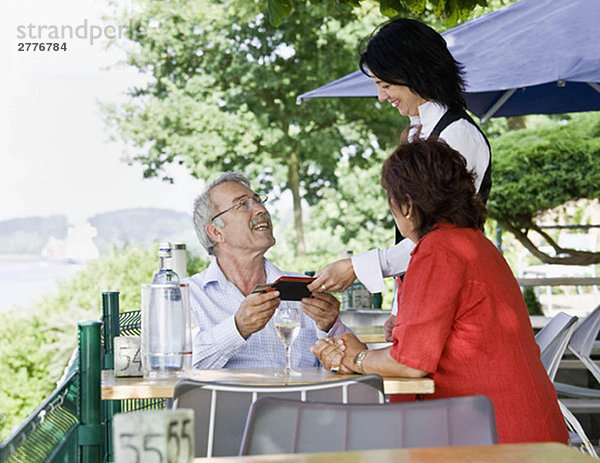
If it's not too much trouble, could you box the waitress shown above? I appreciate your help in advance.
[308,18,491,334]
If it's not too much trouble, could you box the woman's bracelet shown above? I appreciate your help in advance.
[354,349,369,374]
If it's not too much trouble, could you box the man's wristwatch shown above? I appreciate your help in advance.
[354,349,369,374]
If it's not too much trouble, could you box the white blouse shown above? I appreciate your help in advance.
[352,101,491,314]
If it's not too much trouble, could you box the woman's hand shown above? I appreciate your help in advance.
[309,337,352,373]
[307,258,356,293]
[384,315,396,342]
[337,333,368,373]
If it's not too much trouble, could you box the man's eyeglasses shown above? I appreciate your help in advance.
[210,194,268,222]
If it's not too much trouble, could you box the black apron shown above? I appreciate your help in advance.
[394,109,492,244]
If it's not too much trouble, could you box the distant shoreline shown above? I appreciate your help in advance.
[0,253,43,260]
[0,257,87,313]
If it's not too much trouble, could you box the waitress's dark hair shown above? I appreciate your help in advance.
[381,139,486,239]
[360,18,466,111]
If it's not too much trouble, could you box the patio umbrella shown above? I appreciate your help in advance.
[296,0,600,123]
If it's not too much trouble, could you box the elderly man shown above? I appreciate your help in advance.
[183,172,350,369]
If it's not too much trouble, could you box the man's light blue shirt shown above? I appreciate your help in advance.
[184,258,351,369]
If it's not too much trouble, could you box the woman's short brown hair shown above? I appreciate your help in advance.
[381,139,486,239]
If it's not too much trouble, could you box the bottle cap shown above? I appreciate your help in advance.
[158,242,172,257]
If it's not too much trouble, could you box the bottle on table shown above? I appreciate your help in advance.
[144,241,185,376]
[340,251,373,310]
[372,292,383,309]
[152,242,180,284]
[348,281,372,309]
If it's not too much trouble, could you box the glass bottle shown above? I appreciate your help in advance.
[145,241,184,374]
[152,242,180,284]
[340,251,353,310]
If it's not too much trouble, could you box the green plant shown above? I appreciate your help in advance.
[0,246,183,440]
[522,287,544,316]
[489,112,600,264]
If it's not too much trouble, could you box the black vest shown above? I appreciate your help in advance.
[394,109,492,244]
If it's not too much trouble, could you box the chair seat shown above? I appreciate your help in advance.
[560,398,600,414]
[555,382,600,399]
[172,374,385,458]
[239,395,498,456]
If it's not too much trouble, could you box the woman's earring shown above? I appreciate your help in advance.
[406,214,411,220]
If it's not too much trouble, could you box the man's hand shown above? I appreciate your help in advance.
[234,291,280,339]
[384,315,396,342]
[307,258,356,293]
[309,337,352,373]
[301,291,340,332]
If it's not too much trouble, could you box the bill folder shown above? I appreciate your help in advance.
[251,276,315,301]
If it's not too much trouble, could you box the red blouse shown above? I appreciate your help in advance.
[390,223,568,444]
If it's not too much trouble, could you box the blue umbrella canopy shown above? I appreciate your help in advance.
[297,0,600,123]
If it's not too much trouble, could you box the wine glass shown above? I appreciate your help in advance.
[273,307,301,376]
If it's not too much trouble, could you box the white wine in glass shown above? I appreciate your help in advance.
[274,307,301,376]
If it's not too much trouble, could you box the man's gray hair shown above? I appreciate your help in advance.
[193,171,251,256]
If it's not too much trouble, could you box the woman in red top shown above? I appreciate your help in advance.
[311,139,568,444]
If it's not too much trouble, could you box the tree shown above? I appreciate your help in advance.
[266,0,492,26]
[301,113,600,267]
[104,0,402,256]
[487,112,600,264]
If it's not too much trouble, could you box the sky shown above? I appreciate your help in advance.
[0,0,205,225]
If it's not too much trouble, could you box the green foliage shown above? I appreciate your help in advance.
[304,152,393,250]
[0,314,55,441]
[522,287,544,316]
[488,113,600,228]
[0,246,211,441]
[266,0,495,26]
[265,148,398,305]
[104,0,401,254]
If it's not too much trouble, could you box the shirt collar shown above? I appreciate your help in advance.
[415,101,448,139]
[198,256,285,289]
[197,257,228,289]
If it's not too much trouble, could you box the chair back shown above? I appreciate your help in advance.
[535,312,578,380]
[172,374,384,457]
[535,311,599,457]
[240,394,498,455]
[567,304,600,384]
[568,305,600,360]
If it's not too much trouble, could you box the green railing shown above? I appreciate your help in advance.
[0,321,102,463]
[0,291,164,463]
[100,292,166,463]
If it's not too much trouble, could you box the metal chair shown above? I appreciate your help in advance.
[239,395,497,455]
[563,304,600,385]
[535,312,578,381]
[555,305,600,397]
[534,312,597,456]
[549,305,600,457]
[172,374,384,458]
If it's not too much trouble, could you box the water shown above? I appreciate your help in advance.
[141,284,187,376]
[0,255,87,312]
[275,322,300,347]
